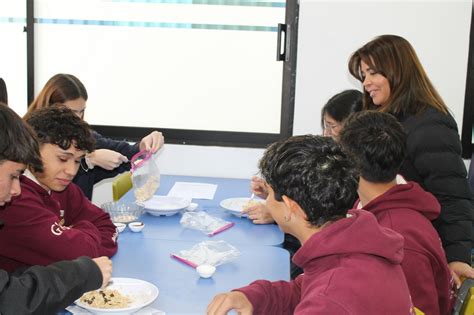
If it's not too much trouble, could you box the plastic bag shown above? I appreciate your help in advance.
[173,240,240,267]
[180,211,234,236]
[130,150,160,202]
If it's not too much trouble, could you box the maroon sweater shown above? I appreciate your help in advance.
[0,176,117,272]
[236,209,414,314]
[358,181,454,315]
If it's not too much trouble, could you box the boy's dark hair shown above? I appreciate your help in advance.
[0,78,7,105]
[0,103,43,172]
[259,135,359,227]
[321,89,363,128]
[24,105,95,153]
[339,111,406,183]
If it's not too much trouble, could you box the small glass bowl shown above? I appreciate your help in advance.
[101,201,144,223]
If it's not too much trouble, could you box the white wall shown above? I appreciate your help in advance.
[92,0,474,204]
[157,0,472,177]
[294,0,471,136]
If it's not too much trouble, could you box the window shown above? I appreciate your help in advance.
[0,1,28,114]
[28,0,298,148]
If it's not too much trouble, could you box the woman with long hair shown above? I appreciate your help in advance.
[348,34,473,286]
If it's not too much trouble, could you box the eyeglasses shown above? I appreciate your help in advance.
[323,122,341,136]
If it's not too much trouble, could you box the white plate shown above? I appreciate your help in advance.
[144,196,191,216]
[147,209,181,217]
[219,197,264,217]
[75,277,159,315]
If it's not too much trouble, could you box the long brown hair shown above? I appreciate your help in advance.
[348,35,449,116]
[25,73,87,119]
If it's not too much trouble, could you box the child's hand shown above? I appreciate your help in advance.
[242,203,274,224]
[207,291,253,315]
[448,261,474,288]
[250,176,268,199]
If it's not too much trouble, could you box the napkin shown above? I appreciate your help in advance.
[66,305,165,314]
[167,182,217,200]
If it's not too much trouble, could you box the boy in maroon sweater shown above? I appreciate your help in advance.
[0,103,112,314]
[0,105,117,272]
[207,135,414,314]
[339,111,454,315]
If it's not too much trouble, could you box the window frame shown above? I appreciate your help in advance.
[461,1,474,158]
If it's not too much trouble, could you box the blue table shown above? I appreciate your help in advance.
[112,234,290,314]
[64,175,290,314]
[121,175,284,246]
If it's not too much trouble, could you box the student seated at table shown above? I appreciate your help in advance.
[321,89,362,138]
[0,105,118,272]
[339,111,454,315]
[25,73,165,200]
[246,89,362,224]
[0,103,113,314]
[208,135,414,314]
[245,90,362,279]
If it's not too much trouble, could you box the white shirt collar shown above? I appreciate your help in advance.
[395,174,407,184]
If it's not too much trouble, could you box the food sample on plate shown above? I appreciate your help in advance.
[80,288,132,308]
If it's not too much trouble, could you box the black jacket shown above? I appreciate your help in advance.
[73,131,140,200]
[398,107,474,264]
[0,256,101,315]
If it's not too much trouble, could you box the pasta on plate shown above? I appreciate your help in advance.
[80,289,132,309]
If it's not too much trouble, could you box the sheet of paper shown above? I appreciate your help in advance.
[167,182,217,200]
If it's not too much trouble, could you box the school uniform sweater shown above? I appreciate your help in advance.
[236,209,414,314]
[0,175,117,272]
[358,181,454,315]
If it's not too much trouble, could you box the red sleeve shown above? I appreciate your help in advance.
[295,293,350,314]
[401,250,447,315]
[0,185,117,270]
[0,190,103,268]
[234,276,302,314]
[54,184,118,258]
[235,276,351,314]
